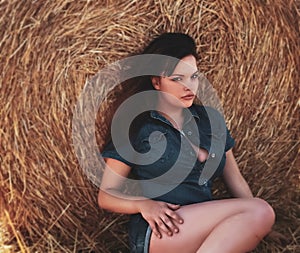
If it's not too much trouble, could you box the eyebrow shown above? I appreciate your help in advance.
[170,70,199,77]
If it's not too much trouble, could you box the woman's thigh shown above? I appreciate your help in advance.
[149,198,273,253]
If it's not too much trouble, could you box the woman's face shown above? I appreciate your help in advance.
[153,55,199,109]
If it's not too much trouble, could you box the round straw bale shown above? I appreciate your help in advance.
[0,0,299,252]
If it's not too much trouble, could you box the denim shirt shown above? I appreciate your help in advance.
[102,104,235,205]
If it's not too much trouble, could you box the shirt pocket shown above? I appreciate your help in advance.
[204,133,226,164]
[138,131,177,179]
[200,131,226,157]
[140,131,170,163]
[198,132,227,181]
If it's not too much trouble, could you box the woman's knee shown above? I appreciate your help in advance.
[250,197,275,233]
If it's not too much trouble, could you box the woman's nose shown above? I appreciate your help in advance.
[183,85,191,91]
[183,79,198,92]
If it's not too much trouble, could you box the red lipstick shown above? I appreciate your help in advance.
[181,94,195,100]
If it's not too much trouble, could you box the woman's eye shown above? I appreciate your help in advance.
[171,77,182,82]
[191,73,199,79]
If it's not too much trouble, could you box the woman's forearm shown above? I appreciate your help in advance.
[223,150,254,198]
[228,175,253,198]
[98,189,148,214]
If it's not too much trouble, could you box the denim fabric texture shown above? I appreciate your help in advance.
[128,214,151,253]
[101,104,235,252]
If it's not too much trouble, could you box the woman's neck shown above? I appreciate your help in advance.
[156,103,184,130]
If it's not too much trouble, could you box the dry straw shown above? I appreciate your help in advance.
[0,0,299,252]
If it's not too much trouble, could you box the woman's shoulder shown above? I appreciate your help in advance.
[191,104,225,121]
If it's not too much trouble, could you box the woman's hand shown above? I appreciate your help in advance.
[136,199,184,239]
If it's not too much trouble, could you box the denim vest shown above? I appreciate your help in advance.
[102,105,235,205]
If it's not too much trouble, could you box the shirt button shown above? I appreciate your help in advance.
[199,178,208,185]
[180,130,185,137]
[187,131,192,136]
[190,151,195,157]
[210,153,216,158]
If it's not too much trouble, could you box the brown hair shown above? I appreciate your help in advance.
[99,33,198,147]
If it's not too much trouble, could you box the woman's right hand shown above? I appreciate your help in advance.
[136,199,184,239]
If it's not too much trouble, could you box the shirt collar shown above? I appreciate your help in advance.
[188,104,200,120]
[150,104,200,124]
[150,110,171,126]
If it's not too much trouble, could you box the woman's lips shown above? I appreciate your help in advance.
[181,94,195,100]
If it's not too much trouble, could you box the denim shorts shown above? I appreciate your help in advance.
[128,214,152,253]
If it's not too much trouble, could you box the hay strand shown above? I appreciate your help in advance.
[0,0,299,252]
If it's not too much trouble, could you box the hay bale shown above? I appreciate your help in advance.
[0,0,299,252]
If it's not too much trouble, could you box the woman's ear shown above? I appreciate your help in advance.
[151,77,161,90]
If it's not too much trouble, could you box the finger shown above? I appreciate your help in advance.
[148,221,161,239]
[156,218,173,237]
[166,203,181,210]
[165,209,184,225]
[161,215,178,234]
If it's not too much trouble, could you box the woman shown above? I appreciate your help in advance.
[98,33,275,253]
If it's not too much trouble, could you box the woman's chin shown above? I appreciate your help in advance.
[181,100,194,108]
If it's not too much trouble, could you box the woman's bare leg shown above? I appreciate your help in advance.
[149,198,275,253]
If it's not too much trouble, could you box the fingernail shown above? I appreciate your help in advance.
[168,232,172,236]
[179,220,183,223]
[175,229,179,233]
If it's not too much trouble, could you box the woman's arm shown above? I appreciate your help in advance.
[98,158,146,213]
[222,149,253,198]
[98,158,183,238]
